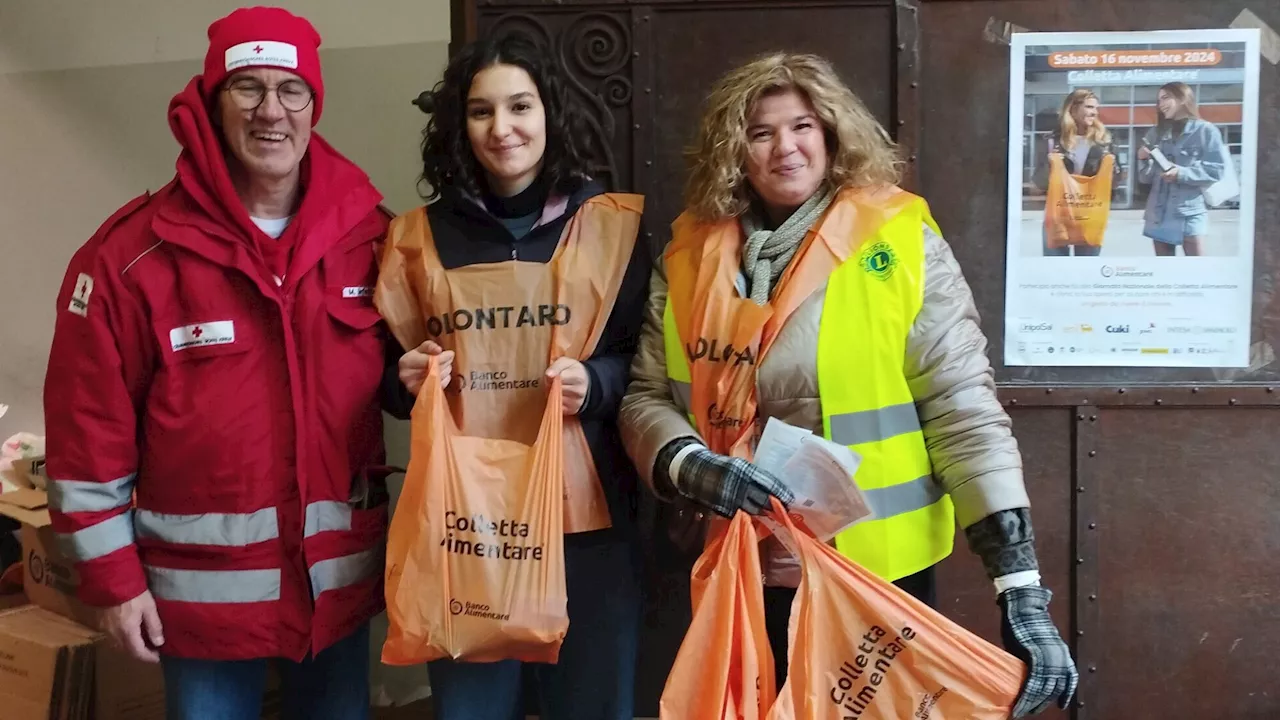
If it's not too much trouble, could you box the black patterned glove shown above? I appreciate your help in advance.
[999,585,1079,717]
[654,438,794,517]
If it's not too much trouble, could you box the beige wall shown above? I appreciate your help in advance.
[0,1,451,445]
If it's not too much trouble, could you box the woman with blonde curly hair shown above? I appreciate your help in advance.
[619,52,1076,717]
[1032,88,1123,256]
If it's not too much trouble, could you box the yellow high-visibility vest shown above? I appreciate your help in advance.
[662,192,954,581]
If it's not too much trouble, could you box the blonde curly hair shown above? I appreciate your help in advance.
[684,52,903,221]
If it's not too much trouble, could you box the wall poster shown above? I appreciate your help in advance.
[1004,29,1261,367]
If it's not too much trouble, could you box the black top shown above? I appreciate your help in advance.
[1032,133,1125,191]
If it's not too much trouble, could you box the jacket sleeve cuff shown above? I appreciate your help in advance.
[994,571,1042,595]
[380,364,417,421]
[579,355,630,420]
[579,360,603,417]
[949,469,1031,529]
[76,547,149,608]
[379,340,416,421]
[653,436,704,499]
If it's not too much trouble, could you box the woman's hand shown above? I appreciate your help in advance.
[545,357,590,414]
[399,340,454,395]
[1162,166,1180,182]
[1137,145,1152,161]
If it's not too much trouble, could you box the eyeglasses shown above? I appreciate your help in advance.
[223,79,315,113]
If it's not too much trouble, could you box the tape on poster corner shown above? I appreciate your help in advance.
[983,17,1031,46]
[1230,9,1280,65]
[1211,341,1276,383]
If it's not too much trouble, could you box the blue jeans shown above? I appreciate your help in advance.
[428,529,642,720]
[161,621,370,720]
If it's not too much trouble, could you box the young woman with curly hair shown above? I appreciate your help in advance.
[618,52,1077,717]
[377,30,650,720]
[1032,88,1124,257]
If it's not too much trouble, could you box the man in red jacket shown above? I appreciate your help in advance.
[43,7,390,718]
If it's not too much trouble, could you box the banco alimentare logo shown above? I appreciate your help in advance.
[463,370,540,392]
[446,599,511,622]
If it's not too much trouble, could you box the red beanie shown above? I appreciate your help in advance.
[201,6,325,124]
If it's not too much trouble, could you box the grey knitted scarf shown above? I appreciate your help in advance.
[739,184,836,305]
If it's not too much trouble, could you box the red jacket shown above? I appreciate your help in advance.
[43,77,391,661]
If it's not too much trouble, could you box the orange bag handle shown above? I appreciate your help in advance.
[757,498,818,558]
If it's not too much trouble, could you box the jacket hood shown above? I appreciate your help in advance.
[166,75,379,247]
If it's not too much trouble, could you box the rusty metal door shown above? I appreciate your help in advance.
[448,1,1280,717]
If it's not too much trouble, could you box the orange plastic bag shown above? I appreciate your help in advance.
[1044,152,1114,249]
[660,511,777,720]
[764,502,1025,720]
[381,357,568,665]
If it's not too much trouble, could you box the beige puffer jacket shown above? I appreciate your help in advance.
[618,223,1030,587]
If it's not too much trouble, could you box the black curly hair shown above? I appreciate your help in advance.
[418,31,593,201]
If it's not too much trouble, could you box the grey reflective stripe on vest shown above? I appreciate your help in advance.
[304,501,352,538]
[863,475,945,520]
[146,566,281,603]
[56,511,136,562]
[135,508,278,547]
[49,473,136,513]
[669,379,692,413]
[829,403,921,446]
[310,549,380,599]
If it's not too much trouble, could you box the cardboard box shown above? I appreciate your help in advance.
[13,453,48,491]
[0,605,97,719]
[94,645,166,720]
[0,489,96,627]
[0,488,50,527]
[22,525,95,628]
[0,604,168,720]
